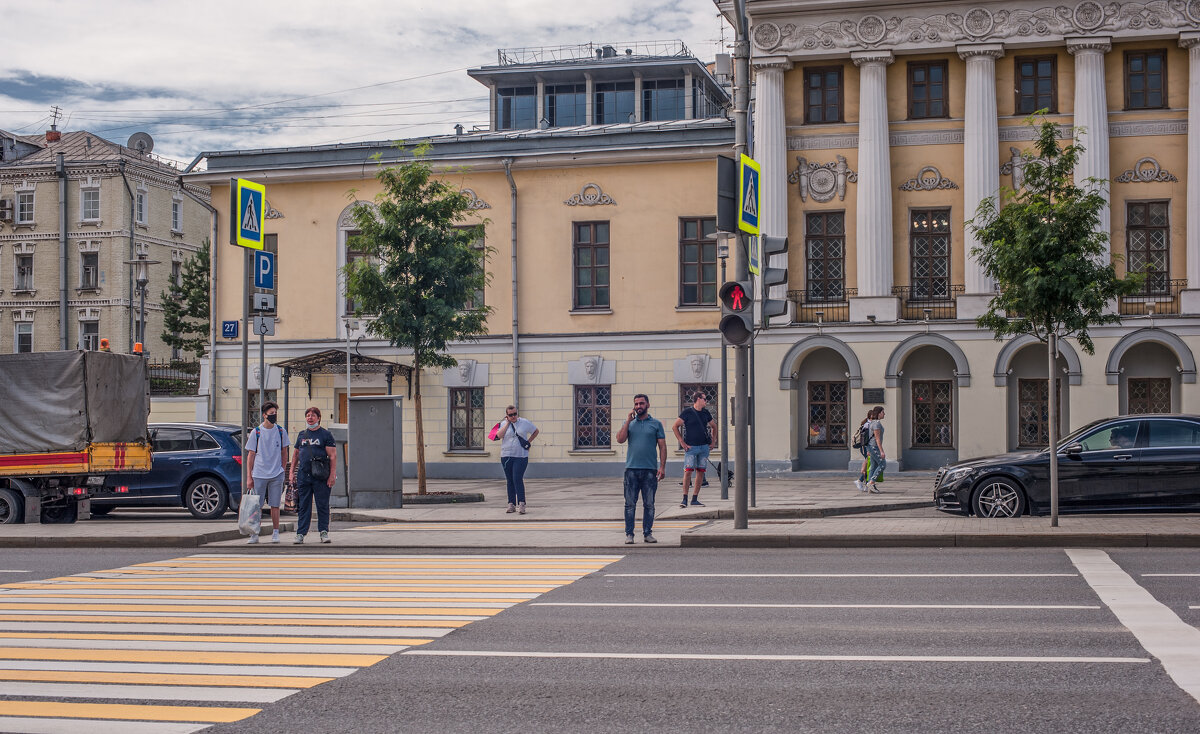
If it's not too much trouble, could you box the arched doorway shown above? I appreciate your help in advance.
[1106,328,1196,415]
[780,336,861,470]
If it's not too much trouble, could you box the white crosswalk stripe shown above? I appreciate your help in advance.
[0,553,621,732]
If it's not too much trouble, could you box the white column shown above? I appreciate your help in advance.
[1181,33,1200,312]
[850,50,897,321]
[753,58,793,324]
[633,73,643,122]
[489,83,497,130]
[1067,37,1112,257]
[684,70,694,119]
[957,44,1004,318]
[536,77,546,127]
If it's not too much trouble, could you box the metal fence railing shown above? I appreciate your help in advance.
[788,287,855,323]
[149,360,201,396]
[893,284,964,321]
[1119,278,1186,316]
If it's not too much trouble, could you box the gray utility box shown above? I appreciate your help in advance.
[348,395,404,508]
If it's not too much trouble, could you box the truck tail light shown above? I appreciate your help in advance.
[70,487,87,496]
[116,486,129,493]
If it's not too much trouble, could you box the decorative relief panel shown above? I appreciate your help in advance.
[789,156,857,202]
[1000,147,1034,189]
[567,355,616,385]
[442,358,489,388]
[753,2,1200,53]
[78,308,100,321]
[12,309,33,322]
[13,242,34,255]
[77,240,100,253]
[462,189,491,210]
[264,200,285,219]
[338,201,377,229]
[564,183,616,207]
[1114,157,1179,183]
[899,166,960,191]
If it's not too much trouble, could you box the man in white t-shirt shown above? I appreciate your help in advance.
[245,401,290,544]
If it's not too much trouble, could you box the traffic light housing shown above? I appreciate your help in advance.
[760,235,790,324]
[719,280,754,346]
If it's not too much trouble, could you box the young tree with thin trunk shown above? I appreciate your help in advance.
[160,239,210,359]
[343,147,491,494]
[970,118,1142,526]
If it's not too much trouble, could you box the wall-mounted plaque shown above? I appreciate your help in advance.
[862,388,885,404]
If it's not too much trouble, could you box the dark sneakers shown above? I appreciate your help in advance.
[643,534,658,543]
[625,534,635,544]
[690,498,705,507]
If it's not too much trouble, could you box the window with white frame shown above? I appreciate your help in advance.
[81,189,100,221]
[14,322,32,353]
[171,260,181,287]
[80,252,98,290]
[135,188,147,225]
[171,198,182,232]
[80,321,99,351]
[16,192,34,224]
[14,254,33,291]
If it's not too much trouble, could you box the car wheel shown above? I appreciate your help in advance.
[972,478,1027,518]
[40,500,78,524]
[0,488,24,524]
[89,505,114,517]
[185,478,228,520]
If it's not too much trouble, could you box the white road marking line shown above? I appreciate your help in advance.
[180,554,625,559]
[1142,574,1200,577]
[531,602,1101,610]
[0,660,358,676]
[0,718,208,734]
[77,573,583,580]
[1067,548,1200,705]
[0,570,31,574]
[0,681,296,703]
[0,622,453,637]
[605,573,1080,578]
[405,649,1148,664]
[0,638,410,655]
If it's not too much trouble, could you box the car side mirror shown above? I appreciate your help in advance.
[1063,443,1083,457]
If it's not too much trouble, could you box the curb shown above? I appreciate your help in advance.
[680,532,1200,549]
[0,522,296,548]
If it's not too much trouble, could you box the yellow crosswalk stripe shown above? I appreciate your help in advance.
[0,669,329,687]
[1,700,259,723]
[0,647,385,666]
[0,632,431,646]
[0,553,621,727]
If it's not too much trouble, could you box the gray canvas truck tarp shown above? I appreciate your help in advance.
[0,351,149,454]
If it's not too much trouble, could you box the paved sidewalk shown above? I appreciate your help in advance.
[3,472,1199,548]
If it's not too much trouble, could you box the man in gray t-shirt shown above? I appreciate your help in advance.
[245,401,290,543]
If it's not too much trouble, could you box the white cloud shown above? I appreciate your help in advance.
[1,0,730,162]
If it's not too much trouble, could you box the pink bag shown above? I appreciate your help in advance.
[488,422,502,441]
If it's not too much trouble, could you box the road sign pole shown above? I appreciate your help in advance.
[733,0,751,530]
[241,246,250,493]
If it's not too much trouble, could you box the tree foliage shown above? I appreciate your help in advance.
[160,239,210,358]
[344,145,492,492]
[969,118,1142,354]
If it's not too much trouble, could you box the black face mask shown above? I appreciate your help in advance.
[265,414,277,424]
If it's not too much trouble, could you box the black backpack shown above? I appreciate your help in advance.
[853,422,871,450]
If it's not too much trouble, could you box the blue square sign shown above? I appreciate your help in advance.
[222,320,239,339]
[254,250,275,290]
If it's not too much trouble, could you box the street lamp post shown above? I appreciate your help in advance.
[124,254,160,355]
[711,231,734,500]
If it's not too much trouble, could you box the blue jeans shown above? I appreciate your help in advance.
[623,469,658,536]
[501,456,528,504]
[866,444,886,483]
[296,480,330,535]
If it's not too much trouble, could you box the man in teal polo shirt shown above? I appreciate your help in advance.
[615,393,667,544]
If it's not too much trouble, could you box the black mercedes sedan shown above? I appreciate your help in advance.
[934,414,1200,517]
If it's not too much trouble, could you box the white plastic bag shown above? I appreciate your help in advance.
[238,492,263,536]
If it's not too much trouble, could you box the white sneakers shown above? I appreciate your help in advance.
[271,529,280,543]
[247,534,259,544]
[854,479,865,492]
[518,502,527,515]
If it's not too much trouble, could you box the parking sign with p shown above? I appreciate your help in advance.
[254,250,275,290]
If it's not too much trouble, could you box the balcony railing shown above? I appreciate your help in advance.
[893,284,964,320]
[788,287,856,323]
[149,360,201,396]
[1119,278,1186,316]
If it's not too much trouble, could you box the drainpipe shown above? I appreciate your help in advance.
[503,158,519,406]
[118,160,136,352]
[177,171,218,420]
[56,153,68,350]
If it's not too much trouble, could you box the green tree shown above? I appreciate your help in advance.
[344,147,491,494]
[970,118,1142,525]
[160,239,210,359]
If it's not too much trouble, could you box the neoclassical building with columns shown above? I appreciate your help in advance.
[722,0,1200,470]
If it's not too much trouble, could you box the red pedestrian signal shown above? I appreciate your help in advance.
[719,280,754,345]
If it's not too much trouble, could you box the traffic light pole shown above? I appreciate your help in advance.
[732,0,750,530]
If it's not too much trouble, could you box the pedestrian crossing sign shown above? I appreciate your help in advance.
[230,177,266,250]
[738,154,761,236]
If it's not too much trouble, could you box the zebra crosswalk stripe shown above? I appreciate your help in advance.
[0,553,619,731]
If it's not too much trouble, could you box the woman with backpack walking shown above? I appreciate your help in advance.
[863,406,886,493]
[853,408,875,492]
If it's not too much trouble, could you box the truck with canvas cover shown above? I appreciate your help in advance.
[0,350,152,523]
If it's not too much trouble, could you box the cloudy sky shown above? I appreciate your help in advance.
[0,0,731,165]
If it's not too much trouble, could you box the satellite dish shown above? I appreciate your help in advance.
[127,132,154,155]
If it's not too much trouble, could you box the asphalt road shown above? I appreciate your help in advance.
[1,547,1198,733]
